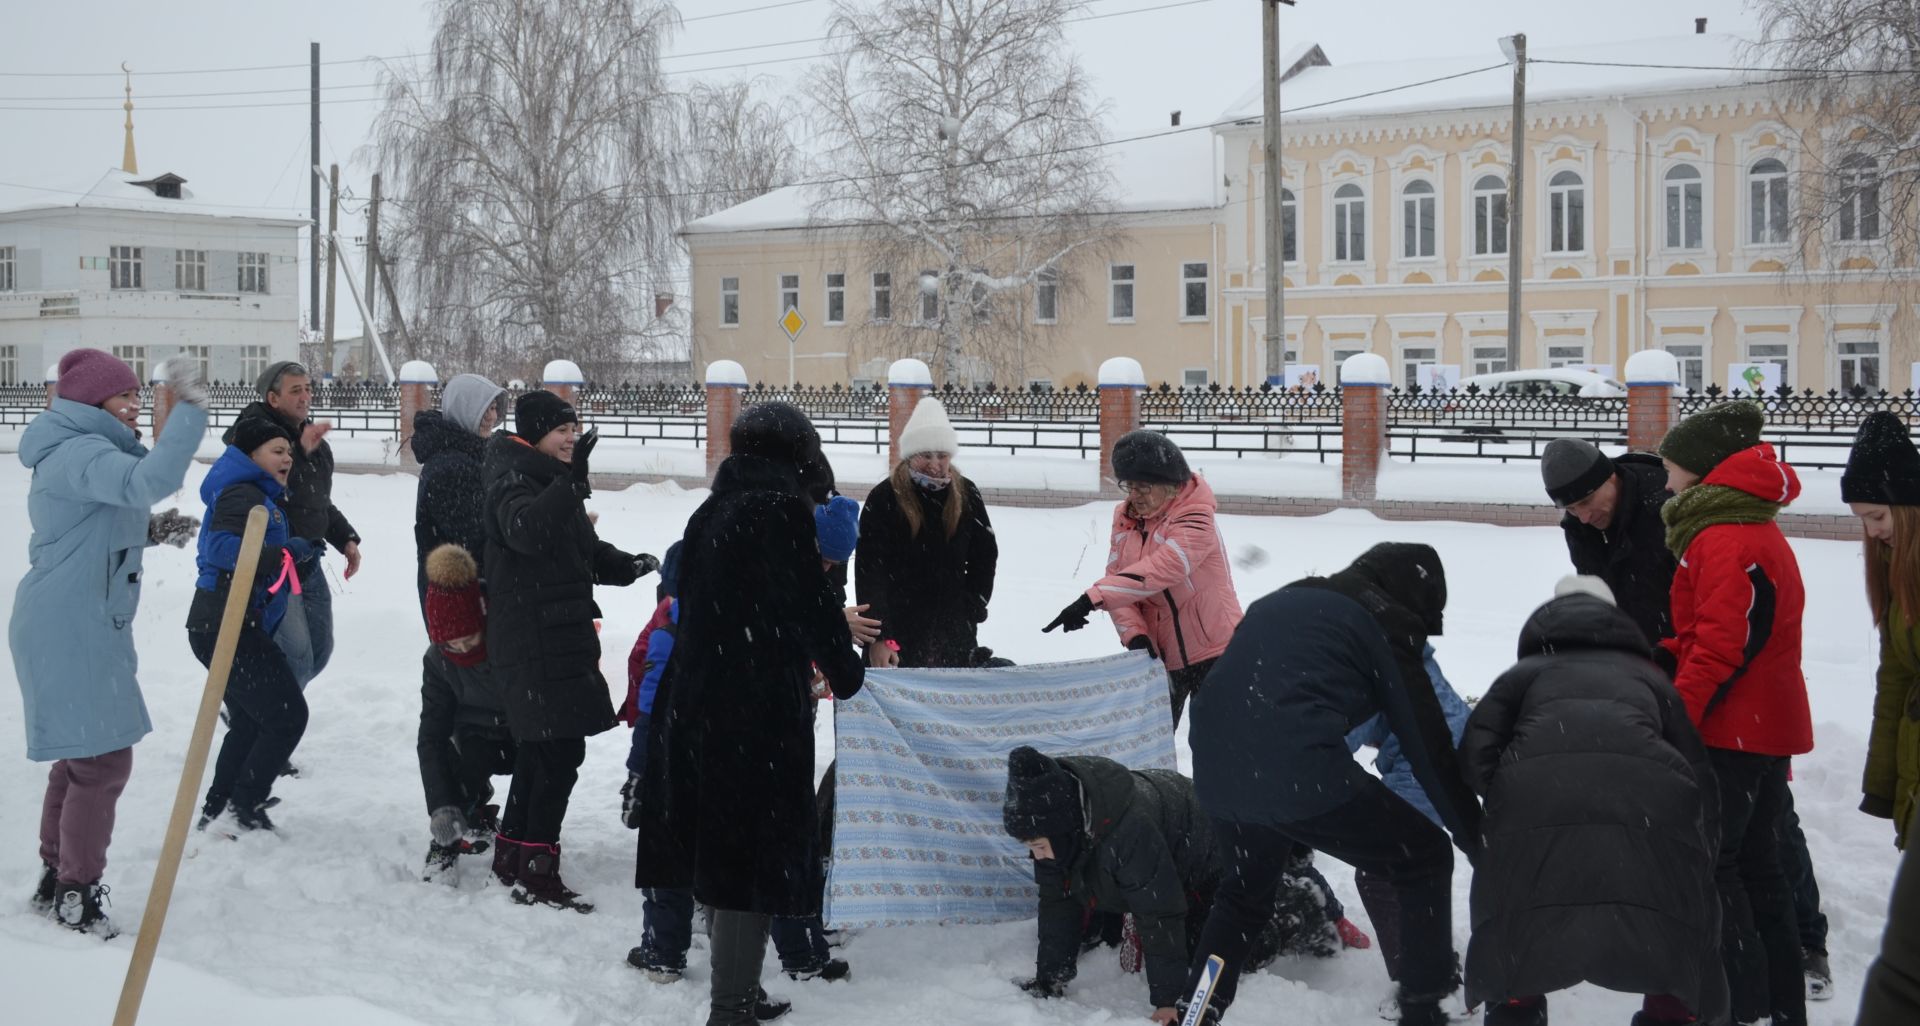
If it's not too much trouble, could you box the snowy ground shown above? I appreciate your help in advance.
[0,464,1896,1025]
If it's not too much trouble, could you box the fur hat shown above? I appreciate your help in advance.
[1842,412,1920,506]
[814,495,860,563]
[1111,430,1192,486]
[514,389,578,444]
[424,544,486,645]
[897,398,960,458]
[1002,746,1083,842]
[1659,402,1764,476]
[441,374,505,435]
[1554,574,1616,605]
[230,413,295,457]
[55,348,141,407]
[1540,438,1614,507]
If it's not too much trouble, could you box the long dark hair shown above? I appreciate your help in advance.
[1865,505,1920,627]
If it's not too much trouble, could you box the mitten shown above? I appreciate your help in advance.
[632,552,660,578]
[160,355,210,407]
[429,806,467,847]
[571,427,599,485]
[147,508,200,548]
[1042,594,1095,633]
[621,772,644,830]
[1126,635,1157,659]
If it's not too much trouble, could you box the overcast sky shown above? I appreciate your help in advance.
[0,0,1762,339]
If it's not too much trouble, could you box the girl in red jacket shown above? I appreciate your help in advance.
[1658,400,1812,1026]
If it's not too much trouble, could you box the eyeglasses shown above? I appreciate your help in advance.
[1119,481,1158,497]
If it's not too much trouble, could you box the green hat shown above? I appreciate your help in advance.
[1659,401,1765,476]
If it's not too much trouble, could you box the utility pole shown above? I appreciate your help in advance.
[1262,0,1296,387]
[322,163,340,380]
[1503,32,1526,373]
[309,43,320,334]
[379,252,410,351]
[364,172,381,376]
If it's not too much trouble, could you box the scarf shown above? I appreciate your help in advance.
[910,468,952,492]
[1661,484,1782,558]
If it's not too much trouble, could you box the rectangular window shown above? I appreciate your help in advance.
[1333,189,1367,262]
[1548,183,1585,253]
[175,249,207,292]
[0,344,16,384]
[870,272,891,322]
[1328,346,1368,384]
[1546,343,1590,368]
[1474,188,1509,256]
[179,345,210,382]
[918,271,940,323]
[1181,262,1208,319]
[1664,169,1704,249]
[1839,338,1882,393]
[1470,343,1509,376]
[720,276,740,326]
[0,246,14,291]
[1664,342,1706,392]
[237,252,269,294]
[1399,347,1438,389]
[778,273,799,313]
[111,345,148,385]
[110,245,142,290]
[1281,188,1297,263]
[240,345,270,384]
[1035,269,1058,324]
[824,272,845,325]
[1182,368,1209,388]
[1402,187,1436,258]
[1108,264,1135,321]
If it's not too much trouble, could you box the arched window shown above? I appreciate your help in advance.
[1280,187,1297,263]
[1333,183,1366,262]
[1547,169,1585,253]
[1839,153,1881,242]
[1473,173,1508,256]
[1401,179,1435,258]
[1748,157,1789,245]
[1663,164,1703,249]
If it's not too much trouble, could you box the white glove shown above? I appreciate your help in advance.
[160,355,210,408]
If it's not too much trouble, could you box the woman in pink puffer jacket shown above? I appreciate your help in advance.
[1043,431,1242,724]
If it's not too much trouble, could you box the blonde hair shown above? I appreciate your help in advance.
[891,458,970,540]
[1865,505,1920,627]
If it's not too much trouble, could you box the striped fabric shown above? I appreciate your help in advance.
[823,650,1177,928]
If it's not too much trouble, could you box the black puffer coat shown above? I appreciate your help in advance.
[855,476,998,667]
[1558,453,1676,646]
[411,409,488,611]
[222,401,358,550]
[1034,754,1218,1009]
[480,432,641,742]
[1460,593,1724,1020]
[634,453,863,916]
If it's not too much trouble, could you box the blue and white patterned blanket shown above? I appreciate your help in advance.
[823,650,1177,929]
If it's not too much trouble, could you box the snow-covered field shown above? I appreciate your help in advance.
[0,462,1897,1025]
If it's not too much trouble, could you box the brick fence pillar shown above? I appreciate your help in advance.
[1624,349,1680,453]
[887,358,933,466]
[149,366,176,441]
[1097,357,1146,493]
[398,360,438,466]
[705,360,747,479]
[1339,353,1393,502]
[542,358,584,406]
[44,363,59,409]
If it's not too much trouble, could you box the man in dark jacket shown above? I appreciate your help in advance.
[635,401,863,1026]
[1460,576,1724,1026]
[1539,439,1676,648]
[224,361,360,690]
[1183,543,1481,1026]
[483,389,655,912]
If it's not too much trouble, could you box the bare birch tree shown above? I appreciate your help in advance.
[805,0,1119,386]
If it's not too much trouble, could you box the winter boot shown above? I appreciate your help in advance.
[511,842,593,913]
[467,802,501,839]
[1481,996,1547,1026]
[1804,947,1833,1001]
[782,957,850,983]
[232,798,280,833]
[31,861,57,914]
[491,834,523,886]
[753,988,791,1022]
[627,945,686,984]
[277,760,301,779]
[1172,999,1222,1026]
[53,881,119,939]
[195,796,227,832]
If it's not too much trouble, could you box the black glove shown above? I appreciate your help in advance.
[621,772,644,830]
[1126,635,1157,659]
[1042,594,1095,633]
[1016,976,1067,999]
[571,427,599,488]
[632,552,660,578]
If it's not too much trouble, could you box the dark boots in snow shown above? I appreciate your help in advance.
[53,881,118,939]
[782,957,850,982]
[31,861,56,914]
[1481,996,1547,1026]
[627,945,686,984]
[511,842,592,913]
[491,834,521,886]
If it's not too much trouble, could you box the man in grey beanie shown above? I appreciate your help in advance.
[1538,439,1676,648]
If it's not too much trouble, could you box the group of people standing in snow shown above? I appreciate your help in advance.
[10,346,1920,1026]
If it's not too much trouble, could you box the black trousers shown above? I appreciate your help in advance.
[499,737,586,845]
[1710,748,1805,1026]
[190,627,309,816]
[1778,782,1829,954]
[1186,779,1455,1014]
[1354,868,1404,980]
[1167,657,1215,728]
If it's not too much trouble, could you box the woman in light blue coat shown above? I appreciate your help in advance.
[10,349,208,938]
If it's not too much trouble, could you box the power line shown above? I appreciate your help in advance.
[1528,57,1916,76]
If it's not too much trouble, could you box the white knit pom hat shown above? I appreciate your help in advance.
[897,398,959,459]
[1553,574,1616,606]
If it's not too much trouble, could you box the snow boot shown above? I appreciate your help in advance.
[232,798,280,833]
[53,880,119,939]
[195,796,227,832]
[277,760,301,779]
[1172,999,1221,1026]
[491,834,523,886]
[1803,947,1833,1001]
[782,957,850,983]
[511,842,593,913]
[753,989,792,1022]
[627,945,686,984]
[31,861,56,915]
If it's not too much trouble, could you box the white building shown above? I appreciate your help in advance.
[0,168,306,386]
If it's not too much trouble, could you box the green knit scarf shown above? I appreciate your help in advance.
[1661,484,1782,558]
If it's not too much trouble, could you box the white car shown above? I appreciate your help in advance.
[1456,369,1627,399]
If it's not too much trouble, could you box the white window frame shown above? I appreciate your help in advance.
[179,345,210,382]
[111,345,148,385]
[1663,164,1706,251]
[1471,173,1509,257]
[917,270,940,324]
[1034,268,1058,325]
[1388,146,1446,282]
[1663,341,1709,393]
[1326,344,1370,384]
[1746,158,1791,248]
[1253,163,1303,271]
[240,345,271,385]
[1837,153,1883,244]
[1545,170,1586,255]
[777,272,800,314]
[110,245,142,290]
[869,271,891,323]
[719,275,740,327]
[237,251,269,294]
[1279,187,1298,265]
[1835,333,1884,393]
[1469,343,1509,376]
[1107,263,1135,323]
[0,246,14,292]
[1396,344,1439,389]
[0,344,16,384]
[1818,304,1894,395]
[1400,179,1437,260]
[174,249,208,292]
[1331,183,1368,264]
[824,271,846,325]
[1179,260,1209,321]
[1730,306,1804,390]
[1528,309,1600,371]
[1544,342,1592,368]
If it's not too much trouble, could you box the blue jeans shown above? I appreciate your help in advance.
[273,559,334,690]
[640,886,696,968]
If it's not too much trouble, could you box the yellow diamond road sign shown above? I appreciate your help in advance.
[780,307,806,341]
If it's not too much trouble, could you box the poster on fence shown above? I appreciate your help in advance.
[1284,364,1322,391]
[1418,364,1462,393]
[823,651,1176,929]
[1727,362,1782,396]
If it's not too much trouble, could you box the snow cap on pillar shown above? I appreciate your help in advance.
[45,363,60,384]
[888,358,933,387]
[541,359,584,386]
[1098,357,1146,389]
[398,360,438,384]
[1340,352,1392,386]
[1624,350,1681,387]
[705,360,748,387]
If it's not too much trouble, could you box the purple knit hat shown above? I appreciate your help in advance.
[56,348,141,407]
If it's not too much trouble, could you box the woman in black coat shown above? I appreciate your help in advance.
[635,401,864,1026]
[855,398,997,668]
[1461,579,1724,1026]
[482,391,652,912]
